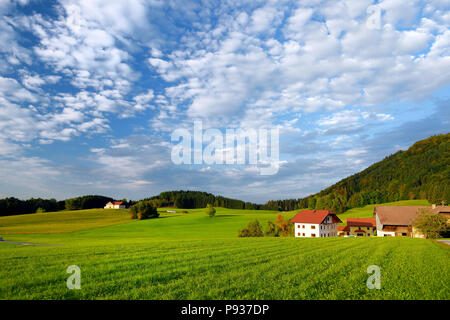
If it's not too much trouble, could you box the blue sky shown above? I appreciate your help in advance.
[0,0,449,203]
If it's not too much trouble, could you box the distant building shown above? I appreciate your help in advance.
[373,205,450,237]
[290,210,342,238]
[337,225,350,236]
[337,218,376,237]
[104,201,125,209]
[347,218,376,236]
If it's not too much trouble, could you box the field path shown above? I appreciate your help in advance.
[0,239,62,246]
[437,240,450,246]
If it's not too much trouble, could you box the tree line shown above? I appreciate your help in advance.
[1,133,448,216]
[0,195,118,217]
[146,190,261,210]
[0,197,65,216]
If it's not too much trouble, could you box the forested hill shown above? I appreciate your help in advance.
[263,133,450,213]
[146,190,260,210]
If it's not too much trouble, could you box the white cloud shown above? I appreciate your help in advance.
[0,0,449,201]
[133,89,155,111]
[248,4,283,34]
[145,0,450,132]
[0,97,37,142]
[0,76,37,102]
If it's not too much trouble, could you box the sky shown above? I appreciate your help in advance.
[0,0,449,203]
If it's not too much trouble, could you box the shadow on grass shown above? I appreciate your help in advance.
[212,214,241,218]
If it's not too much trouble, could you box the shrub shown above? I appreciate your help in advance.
[35,207,46,213]
[130,201,159,220]
[129,205,138,219]
[238,220,263,237]
[413,208,449,239]
[205,204,216,217]
[264,220,280,237]
[275,214,294,237]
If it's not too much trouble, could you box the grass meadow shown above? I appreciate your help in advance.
[0,202,448,300]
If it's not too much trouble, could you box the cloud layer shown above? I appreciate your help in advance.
[0,0,449,202]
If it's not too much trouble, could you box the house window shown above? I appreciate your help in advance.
[303,233,305,236]
[297,225,300,228]
[367,227,370,230]
[311,234,316,237]
[402,233,407,236]
[311,226,316,229]
[302,225,305,229]
[298,233,300,236]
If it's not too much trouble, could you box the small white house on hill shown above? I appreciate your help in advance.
[290,210,342,238]
[104,201,125,209]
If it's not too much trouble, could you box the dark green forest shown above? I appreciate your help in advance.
[0,197,65,216]
[146,190,260,210]
[0,195,112,217]
[262,133,449,213]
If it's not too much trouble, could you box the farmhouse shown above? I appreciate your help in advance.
[348,218,376,236]
[337,225,350,236]
[373,205,450,237]
[104,201,125,209]
[290,210,342,238]
[434,204,450,222]
[337,218,376,237]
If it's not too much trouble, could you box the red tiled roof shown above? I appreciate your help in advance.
[354,229,366,233]
[113,201,123,205]
[338,225,350,232]
[347,218,376,227]
[290,210,342,224]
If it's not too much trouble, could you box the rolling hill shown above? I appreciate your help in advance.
[264,133,450,213]
[0,203,448,299]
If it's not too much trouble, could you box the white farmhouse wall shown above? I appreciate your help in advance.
[377,230,395,237]
[294,215,338,238]
[104,202,114,209]
[295,223,320,237]
[374,213,393,237]
[104,203,125,209]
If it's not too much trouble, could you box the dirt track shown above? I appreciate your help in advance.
[0,240,62,246]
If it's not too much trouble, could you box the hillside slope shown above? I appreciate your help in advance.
[263,133,449,212]
[311,133,449,212]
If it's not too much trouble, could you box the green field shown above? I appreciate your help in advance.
[0,209,131,234]
[0,204,449,300]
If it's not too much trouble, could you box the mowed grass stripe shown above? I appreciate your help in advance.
[0,238,355,299]
[1,238,449,299]
[0,204,449,300]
